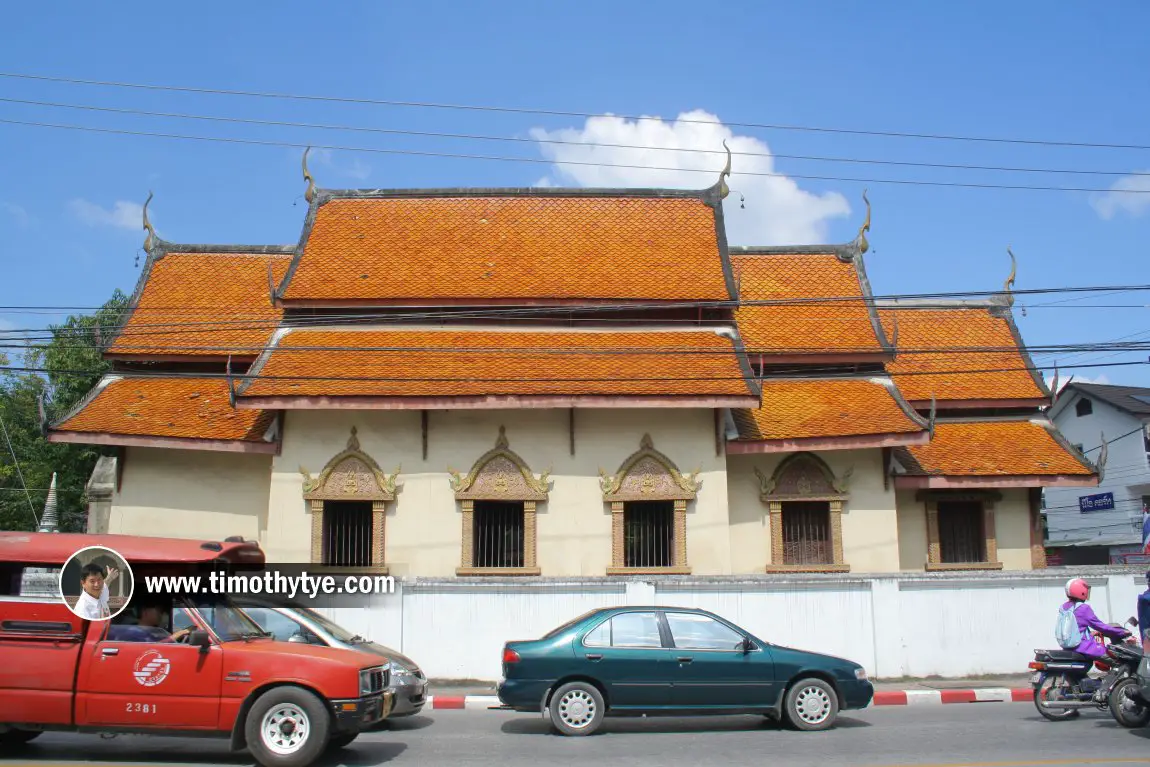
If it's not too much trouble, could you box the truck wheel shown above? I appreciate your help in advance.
[0,729,41,745]
[782,678,839,731]
[245,687,331,767]
[548,681,605,736]
[326,733,358,750]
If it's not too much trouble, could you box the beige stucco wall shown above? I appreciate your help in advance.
[895,487,1034,571]
[107,447,271,542]
[727,448,897,573]
[267,408,731,576]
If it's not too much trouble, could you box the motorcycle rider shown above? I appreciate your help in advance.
[1061,577,1131,662]
[1137,569,1150,651]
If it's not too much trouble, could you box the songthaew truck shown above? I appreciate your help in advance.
[0,532,393,767]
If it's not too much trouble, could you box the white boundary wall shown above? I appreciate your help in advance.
[314,568,1143,682]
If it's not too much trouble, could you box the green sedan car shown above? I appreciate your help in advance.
[497,606,873,736]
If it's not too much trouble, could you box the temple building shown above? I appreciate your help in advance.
[48,149,1100,576]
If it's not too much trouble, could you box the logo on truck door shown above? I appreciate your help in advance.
[133,650,171,687]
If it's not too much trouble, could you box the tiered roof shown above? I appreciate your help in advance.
[234,326,759,408]
[276,190,736,305]
[45,149,1098,489]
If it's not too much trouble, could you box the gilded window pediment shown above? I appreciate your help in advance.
[756,452,851,502]
[300,426,399,501]
[600,433,700,502]
[448,426,550,501]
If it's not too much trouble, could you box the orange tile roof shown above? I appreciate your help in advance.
[279,193,732,302]
[733,377,925,442]
[53,376,275,443]
[108,252,293,358]
[897,420,1093,477]
[731,252,886,356]
[877,305,1048,403]
[238,328,756,400]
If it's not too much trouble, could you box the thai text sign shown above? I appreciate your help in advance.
[1078,492,1115,513]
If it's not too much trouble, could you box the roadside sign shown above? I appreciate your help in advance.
[1079,492,1115,513]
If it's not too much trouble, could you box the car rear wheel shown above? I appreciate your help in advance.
[783,678,839,731]
[245,687,331,767]
[548,682,605,736]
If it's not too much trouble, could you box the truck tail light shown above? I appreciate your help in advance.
[503,647,520,664]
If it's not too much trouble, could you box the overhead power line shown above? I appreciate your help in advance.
[2,96,1148,180]
[2,71,1148,152]
[3,357,1146,383]
[4,116,1150,195]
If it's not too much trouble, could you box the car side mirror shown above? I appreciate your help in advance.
[188,630,211,652]
[740,637,754,654]
[288,632,309,644]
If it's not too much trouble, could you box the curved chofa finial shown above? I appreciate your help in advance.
[302,147,317,203]
[142,190,157,251]
[1003,246,1017,306]
[854,188,871,254]
[718,140,732,199]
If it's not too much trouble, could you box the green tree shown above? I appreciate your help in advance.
[0,291,128,532]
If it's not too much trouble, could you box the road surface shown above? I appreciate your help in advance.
[4,704,1148,767]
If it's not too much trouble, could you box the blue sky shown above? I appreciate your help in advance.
[1,1,1147,386]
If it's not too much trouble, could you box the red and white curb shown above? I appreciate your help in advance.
[872,688,1032,706]
[423,689,1034,710]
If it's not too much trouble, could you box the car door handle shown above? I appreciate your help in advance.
[677,656,693,663]
[101,647,119,656]
[585,654,603,661]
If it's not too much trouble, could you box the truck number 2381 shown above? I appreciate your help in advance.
[126,702,157,714]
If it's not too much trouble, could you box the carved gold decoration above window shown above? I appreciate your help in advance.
[448,425,550,501]
[599,433,701,502]
[299,426,399,502]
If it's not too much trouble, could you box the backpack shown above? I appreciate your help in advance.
[1055,603,1085,649]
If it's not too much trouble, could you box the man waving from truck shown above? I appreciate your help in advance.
[74,563,118,620]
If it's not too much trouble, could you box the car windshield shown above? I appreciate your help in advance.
[188,597,270,642]
[542,610,601,639]
[294,606,361,643]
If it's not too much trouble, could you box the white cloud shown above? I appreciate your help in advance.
[68,199,143,230]
[1090,171,1150,220]
[1,202,30,227]
[530,110,852,244]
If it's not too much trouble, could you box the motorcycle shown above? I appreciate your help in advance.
[1028,617,1140,721]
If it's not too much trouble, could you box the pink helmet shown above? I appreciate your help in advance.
[1066,578,1091,601]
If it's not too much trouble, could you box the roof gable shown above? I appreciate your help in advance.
[1060,383,1150,418]
[731,247,890,359]
[274,187,736,305]
[877,302,1049,406]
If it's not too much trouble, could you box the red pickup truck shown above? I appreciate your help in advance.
[0,532,393,767]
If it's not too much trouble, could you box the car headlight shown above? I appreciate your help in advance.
[854,667,868,681]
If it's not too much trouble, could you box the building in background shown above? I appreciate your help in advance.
[1044,382,1150,565]
[46,149,1099,575]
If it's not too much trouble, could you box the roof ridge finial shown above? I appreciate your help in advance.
[302,147,317,203]
[1003,246,1017,306]
[855,189,871,254]
[718,140,732,199]
[142,190,157,251]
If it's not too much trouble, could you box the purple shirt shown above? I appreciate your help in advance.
[1062,600,1128,658]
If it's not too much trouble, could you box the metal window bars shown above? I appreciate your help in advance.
[473,501,525,569]
[322,501,374,567]
[937,501,986,564]
[623,501,674,568]
[781,502,832,565]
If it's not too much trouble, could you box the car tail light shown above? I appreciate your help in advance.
[1028,662,1045,671]
[503,647,520,664]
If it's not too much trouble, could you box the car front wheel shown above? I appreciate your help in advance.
[548,681,605,736]
[244,687,331,767]
[783,678,839,731]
